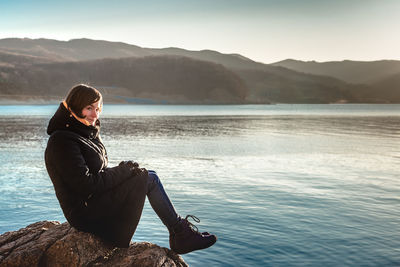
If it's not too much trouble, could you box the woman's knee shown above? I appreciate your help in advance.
[148,170,159,183]
[136,171,150,186]
[122,171,149,192]
[147,170,163,191]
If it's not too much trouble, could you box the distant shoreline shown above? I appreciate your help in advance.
[0,97,270,105]
[0,99,60,105]
[0,100,398,106]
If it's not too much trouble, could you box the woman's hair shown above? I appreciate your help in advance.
[65,84,103,118]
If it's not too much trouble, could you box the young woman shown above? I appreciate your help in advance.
[45,84,217,253]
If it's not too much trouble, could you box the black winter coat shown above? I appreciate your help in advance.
[45,103,148,247]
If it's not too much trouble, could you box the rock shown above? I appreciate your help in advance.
[0,221,187,267]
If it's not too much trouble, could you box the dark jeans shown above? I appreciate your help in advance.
[146,170,180,229]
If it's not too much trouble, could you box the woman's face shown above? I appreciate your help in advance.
[81,101,101,126]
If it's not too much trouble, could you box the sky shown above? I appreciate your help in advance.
[0,0,399,64]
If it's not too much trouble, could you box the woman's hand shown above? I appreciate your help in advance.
[133,167,148,177]
[119,160,138,168]
[119,161,147,176]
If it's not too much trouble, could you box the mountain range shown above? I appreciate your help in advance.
[0,38,399,104]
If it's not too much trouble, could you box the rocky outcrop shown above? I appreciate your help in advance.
[0,221,187,267]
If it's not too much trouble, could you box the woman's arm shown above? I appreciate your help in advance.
[45,132,133,198]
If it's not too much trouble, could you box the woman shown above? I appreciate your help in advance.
[45,84,217,253]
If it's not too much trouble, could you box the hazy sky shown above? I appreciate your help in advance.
[1,0,399,63]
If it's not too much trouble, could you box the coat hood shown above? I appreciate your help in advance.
[47,102,100,139]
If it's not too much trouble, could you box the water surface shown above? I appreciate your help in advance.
[0,104,399,266]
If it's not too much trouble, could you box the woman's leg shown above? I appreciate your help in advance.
[146,170,180,229]
[146,170,217,254]
[78,170,149,248]
[116,172,148,246]
[105,171,149,247]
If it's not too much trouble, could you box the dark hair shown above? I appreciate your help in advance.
[65,84,102,118]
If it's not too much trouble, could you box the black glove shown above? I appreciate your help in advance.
[119,160,139,168]
[132,167,148,176]
[119,161,147,176]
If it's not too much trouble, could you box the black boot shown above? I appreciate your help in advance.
[169,215,217,254]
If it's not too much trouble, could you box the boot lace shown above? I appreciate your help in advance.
[184,215,201,233]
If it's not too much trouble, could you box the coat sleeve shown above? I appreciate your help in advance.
[45,132,133,197]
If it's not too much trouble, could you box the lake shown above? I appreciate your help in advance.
[0,104,399,266]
